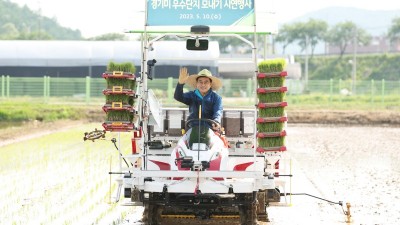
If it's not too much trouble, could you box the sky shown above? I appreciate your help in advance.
[9,0,400,38]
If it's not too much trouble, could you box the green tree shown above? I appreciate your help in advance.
[387,17,400,49]
[0,0,82,40]
[296,19,328,58]
[87,33,129,41]
[275,19,327,58]
[210,36,248,53]
[16,31,53,40]
[325,21,371,58]
[0,22,19,39]
[274,23,297,54]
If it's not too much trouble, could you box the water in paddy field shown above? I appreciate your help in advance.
[1,123,398,225]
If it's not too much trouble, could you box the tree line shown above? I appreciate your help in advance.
[0,0,127,40]
[2,0,399,50]
[275,18,400,58]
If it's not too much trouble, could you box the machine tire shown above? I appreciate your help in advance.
[239,203,258,225]
[131,188,140,202]
[143,203,162,225]
[256,191,269,222]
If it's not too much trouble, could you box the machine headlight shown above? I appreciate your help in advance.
[144,193,150,199]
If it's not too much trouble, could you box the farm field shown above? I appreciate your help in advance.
[0,120,399,225]
[0,122,135,225]
[269,124,400,225]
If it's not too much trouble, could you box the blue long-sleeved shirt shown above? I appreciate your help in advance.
[174,83,223,125]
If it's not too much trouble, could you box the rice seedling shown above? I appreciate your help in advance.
[258,77,285,88]
[259,107,285,117]
[257,92,286,103]
[105,95,132,105]
[0,124,133,224]
[257,136,286,148]
[105,78,136,90]
[258,58,286,73]
[107,62,136,73]
[258,58,286,88]
[106,61,137,90]
[105,110,133,122]
[257,58,287,148]
[257,122,285,132]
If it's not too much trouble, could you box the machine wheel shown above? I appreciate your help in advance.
[83,128,106,141]
[239,203,258,225]
[256,191,269,222]
[131,188,140,202]
[142,203,162,225]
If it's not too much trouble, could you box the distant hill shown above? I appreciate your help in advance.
[287,6,400,36]
[0,0,82,40]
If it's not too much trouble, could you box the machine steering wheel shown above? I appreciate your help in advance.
[185,118,220,131]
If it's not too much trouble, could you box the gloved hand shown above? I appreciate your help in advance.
[178,67,189,84]
[211,122,221,131]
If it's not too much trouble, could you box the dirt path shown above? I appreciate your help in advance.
[0,120,89,147]
[288,109,400,126]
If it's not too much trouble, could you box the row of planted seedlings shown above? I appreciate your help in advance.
[256,59,288,176]
[0,125,131,225]
[102,62,137,132]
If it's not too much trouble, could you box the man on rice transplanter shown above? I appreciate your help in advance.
[144,67,229,223]
[173,66,229,160]
[174,67,223,131]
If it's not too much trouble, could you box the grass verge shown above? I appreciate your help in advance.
[0,100,85,122]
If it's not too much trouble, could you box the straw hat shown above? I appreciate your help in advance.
[186,69,222,91]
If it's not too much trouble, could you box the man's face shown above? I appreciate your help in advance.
[196,77,212,95]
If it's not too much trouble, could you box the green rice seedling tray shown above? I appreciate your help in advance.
[256,146,286,153]
[257,71,287,78]
[102,102,135,113]
[257,87,287,94]
[258,107,285,118]
[257,92,286,103]
[257,121,285,132]
[257,58,288,151]
[105,95,136,105]
[105,110,133,121]
[257,87,287,103]
[256,117,287,132]
[256,130,286,138]
[257,130,286,147]
[102,121,134,132]
[257,102,287,108]
[258,136,285,148]
[104,78,137,90]
[258,76,286,88]
[256,116,287,123]
[258,59,286,72]
[102,71,136,79]
[103,87,136,96]
[107,62,136,74]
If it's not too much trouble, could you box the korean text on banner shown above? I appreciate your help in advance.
[146,0,255,26]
